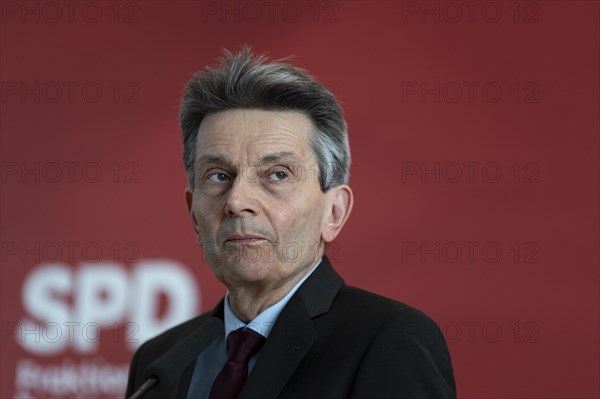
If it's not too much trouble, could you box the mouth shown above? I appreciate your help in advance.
[224,235,267,244]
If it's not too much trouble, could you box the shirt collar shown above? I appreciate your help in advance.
[224,257,322,338]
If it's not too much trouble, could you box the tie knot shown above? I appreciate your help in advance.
[226,328,265,363]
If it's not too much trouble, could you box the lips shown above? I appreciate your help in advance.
[224,234,267,244]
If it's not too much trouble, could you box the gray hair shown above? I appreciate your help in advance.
[179,46,350,192]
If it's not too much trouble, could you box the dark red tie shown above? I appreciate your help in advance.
[208,328,266,399]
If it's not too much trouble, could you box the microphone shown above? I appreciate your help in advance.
[127,317,224,399]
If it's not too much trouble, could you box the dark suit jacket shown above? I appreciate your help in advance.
[125,257,456,398]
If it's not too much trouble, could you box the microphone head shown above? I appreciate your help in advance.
[143,317,224,391]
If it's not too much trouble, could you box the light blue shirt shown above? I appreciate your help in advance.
[186,258,322,399]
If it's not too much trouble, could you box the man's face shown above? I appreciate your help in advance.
[185,109,335,290]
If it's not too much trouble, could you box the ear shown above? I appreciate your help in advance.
[321,185,353,243]
[184,187,201,238]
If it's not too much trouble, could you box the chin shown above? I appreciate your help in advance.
[214,256,276,285]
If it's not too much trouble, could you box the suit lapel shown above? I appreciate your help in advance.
[172,300,226,399]
[239,256,344,399]
[172,363,196,399]
[240,292,317,399]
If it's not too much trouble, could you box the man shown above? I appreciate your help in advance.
[125,47,456,399]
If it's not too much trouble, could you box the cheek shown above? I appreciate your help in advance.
[273,197,324,239]
[194,199,222,236]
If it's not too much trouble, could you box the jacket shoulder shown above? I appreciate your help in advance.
[336,284,442,327]
[334,286,456,398]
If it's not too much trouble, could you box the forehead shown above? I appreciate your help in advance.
[195,109,314,162]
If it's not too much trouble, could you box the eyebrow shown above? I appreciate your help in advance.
[196,154,231,167]
[257,151,300,164]
[196,151,301,167]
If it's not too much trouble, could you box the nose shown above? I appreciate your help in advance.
[224,172,259,217]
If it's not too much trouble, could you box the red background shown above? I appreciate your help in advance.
[1,1,599,398]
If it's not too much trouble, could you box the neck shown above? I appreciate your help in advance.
[227,259,319,322]
[227,286,289,323]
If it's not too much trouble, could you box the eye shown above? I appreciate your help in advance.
[206,172,231,183]
[267,170,288,182]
